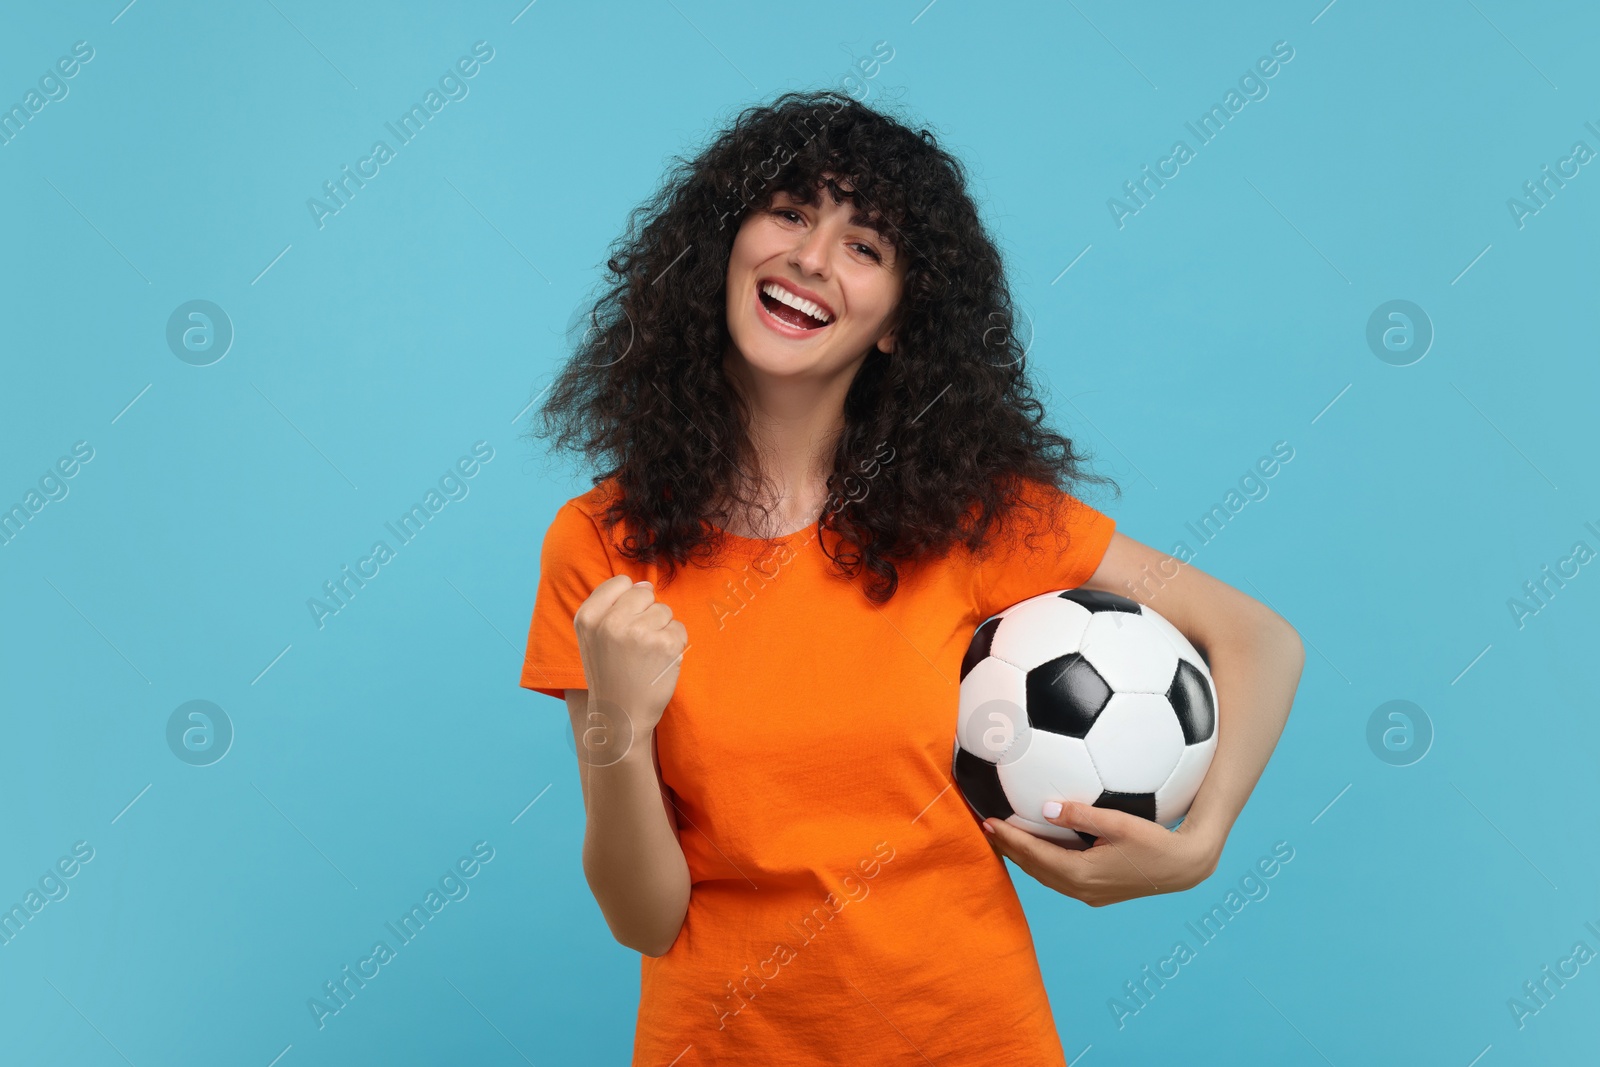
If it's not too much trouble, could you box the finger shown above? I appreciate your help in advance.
[612,577,669,621]
[656,619,688,655]
[1039,805,1168,896]
[1040,800,1140,843]
[584,573,650,616]
[984,821,1071,894]
[639,599,677,629]
[981,819,1014,860]
[986,818,1070,874]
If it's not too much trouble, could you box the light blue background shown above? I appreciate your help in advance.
[2,1,1596,1064]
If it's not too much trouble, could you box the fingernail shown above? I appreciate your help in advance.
[981,821,996,835]
[1042,801,1062,819]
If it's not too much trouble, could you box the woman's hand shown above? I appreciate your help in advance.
[573,575,688,742]
[982,804,1220,907]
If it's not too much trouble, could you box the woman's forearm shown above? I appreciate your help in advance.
[570,693,691,957]
[1181,612,1305,863]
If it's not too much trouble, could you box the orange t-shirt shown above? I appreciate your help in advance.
[520,476,1116,1066]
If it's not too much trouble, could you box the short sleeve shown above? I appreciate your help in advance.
[970,478,1117,621]
[520,502,617,701]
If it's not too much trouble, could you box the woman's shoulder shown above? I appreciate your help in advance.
[561,476,621,519]
[957,474,1079,537]
[540,477,622,547]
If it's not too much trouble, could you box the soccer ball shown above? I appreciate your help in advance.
[953,588,1218,847]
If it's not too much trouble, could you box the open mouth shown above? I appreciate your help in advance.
[758,281,833,331]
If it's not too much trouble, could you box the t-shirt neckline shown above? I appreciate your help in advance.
[711,521,812,544]
[709,507,839,548]
[707,508,824,544]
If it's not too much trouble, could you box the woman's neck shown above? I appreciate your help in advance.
[712,463,830,538]
[716,347,854,536]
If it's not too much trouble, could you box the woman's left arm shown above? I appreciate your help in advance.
[982,531,1306,906]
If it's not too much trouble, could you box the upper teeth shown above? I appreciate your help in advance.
[762,282,832,324]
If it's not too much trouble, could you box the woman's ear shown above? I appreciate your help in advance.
[877,301,906,355]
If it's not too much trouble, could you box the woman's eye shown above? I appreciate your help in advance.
[771,209,882,261]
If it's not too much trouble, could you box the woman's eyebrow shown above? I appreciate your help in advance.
[856,214,899,248]
[838,203,897,246]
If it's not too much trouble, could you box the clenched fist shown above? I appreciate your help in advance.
[573,574,689,744]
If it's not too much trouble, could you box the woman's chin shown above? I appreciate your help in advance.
[729,335,822,374]
[738,353,815,380]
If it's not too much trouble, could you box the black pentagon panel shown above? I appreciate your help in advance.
[1094,790,1157,823]
[1025,653,1110,738]
[961,617,1002,682]
[953,746,1013,821]
[1167,660,1216,744]
[1057,588,1140,614]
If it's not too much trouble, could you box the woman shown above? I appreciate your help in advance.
[520,89,1304,1065]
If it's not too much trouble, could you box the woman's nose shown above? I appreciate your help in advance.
[791,227,832,276]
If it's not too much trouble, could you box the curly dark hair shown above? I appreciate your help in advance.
[525,88,1119,602]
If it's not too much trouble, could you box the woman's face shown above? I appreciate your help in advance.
[724,176,905,383]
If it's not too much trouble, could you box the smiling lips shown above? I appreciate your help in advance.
[757,279,834,334]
